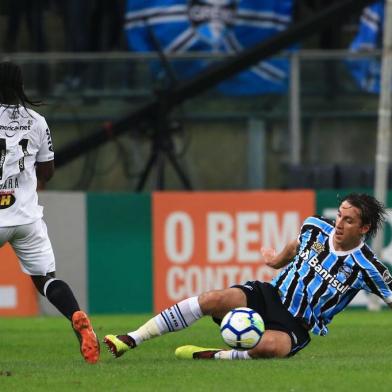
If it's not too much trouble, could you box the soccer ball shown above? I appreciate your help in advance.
[220,307,265,349]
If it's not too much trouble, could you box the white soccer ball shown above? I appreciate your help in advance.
[220,307,265,349]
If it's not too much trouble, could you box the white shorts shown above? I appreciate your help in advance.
[0,219,56,275]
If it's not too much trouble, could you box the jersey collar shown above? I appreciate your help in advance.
[329,229,364,256]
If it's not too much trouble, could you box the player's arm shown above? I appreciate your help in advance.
[36,160,54,190]
[361,258,392,308]
[262,239,299,270]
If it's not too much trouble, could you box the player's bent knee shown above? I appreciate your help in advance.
[250,331,291,359]
[251,335,279,358]
[198,291,225,315]
[199,288,246,317]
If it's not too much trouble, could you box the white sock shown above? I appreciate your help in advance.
[214,350,252,360]
[129,296,203,345]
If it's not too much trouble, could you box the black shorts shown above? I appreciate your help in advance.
[214,281,311,357]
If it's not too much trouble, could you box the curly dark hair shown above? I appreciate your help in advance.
[339,193,387,240]
[0,61,41,109]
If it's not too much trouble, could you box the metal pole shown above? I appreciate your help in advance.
[290,52,301,165]
[371,0,392,310]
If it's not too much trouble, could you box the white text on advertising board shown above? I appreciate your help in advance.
[164,211,300,301]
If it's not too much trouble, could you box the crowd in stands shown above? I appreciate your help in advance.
[1,0,127,53]
[0,0,128,94]
[0,0,351,55]
[0,0,355,96]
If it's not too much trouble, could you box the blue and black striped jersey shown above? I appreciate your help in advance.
[271,216,392,336]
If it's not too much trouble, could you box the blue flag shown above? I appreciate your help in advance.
[125,0,294,94]
[346,1,384,93]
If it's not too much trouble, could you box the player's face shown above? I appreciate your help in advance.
[333,201,370,251]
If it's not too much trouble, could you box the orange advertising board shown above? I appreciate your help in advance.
[153,190,315,312]
[0,243,39,316]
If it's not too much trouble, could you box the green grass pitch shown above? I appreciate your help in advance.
[0,309,391,391]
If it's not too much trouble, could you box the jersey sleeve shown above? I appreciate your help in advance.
[298,215,334,242]
[360,255,392,304]
[36,117,54,162]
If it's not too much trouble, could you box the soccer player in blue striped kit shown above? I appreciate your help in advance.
[104,193,392,359]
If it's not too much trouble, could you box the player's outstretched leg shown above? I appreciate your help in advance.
[103,296,203,358]
[175,345,252,360]
[175,345,223,359]
[175,330,292,360]
[72,310,100,364]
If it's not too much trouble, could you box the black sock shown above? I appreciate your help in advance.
[45,280,80,320]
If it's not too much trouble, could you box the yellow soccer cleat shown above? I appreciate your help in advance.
[103,334,135,358]
[175,345,222,360]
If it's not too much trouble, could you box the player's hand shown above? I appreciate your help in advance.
[260,247,276,264]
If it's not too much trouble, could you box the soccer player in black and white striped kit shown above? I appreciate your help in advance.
[104,193,391,360]
[0,62,100,364]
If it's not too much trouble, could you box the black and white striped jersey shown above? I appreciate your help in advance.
[0,104,54,226]
[271,216,392,336]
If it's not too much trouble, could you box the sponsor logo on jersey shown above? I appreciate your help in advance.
[299,249,310,260]
[0,121,31,137]
[383,270,392,285]
[338,265,352,279]
[0,193,15,209]
[311,242,325,254]
[308,256,349,294]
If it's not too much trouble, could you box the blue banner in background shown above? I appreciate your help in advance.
[346,1,384,93]
[125,0,294,95]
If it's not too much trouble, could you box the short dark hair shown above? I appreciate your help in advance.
[0,61,41,108]
[340,193,387,240]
